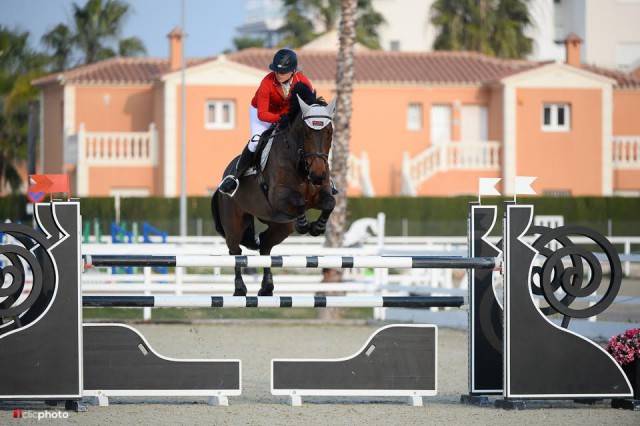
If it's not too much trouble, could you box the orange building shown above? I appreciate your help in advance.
[32,31,640,198]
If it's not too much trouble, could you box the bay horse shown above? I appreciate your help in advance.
[211,83,337,296]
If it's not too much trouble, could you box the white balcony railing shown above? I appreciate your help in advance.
[347,152,375,196]
[402,141,501,196]
[73,123,158,167]
[330,151,376,196]
[612,136,640,169]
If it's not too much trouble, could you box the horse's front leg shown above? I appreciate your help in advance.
[309,191,336,237]
[291,191,310,234]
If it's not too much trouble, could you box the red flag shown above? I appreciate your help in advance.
[28,174,70,202]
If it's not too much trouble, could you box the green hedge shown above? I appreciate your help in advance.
[1,195,638,236]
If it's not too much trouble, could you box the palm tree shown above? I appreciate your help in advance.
[41,24,74,71]
[233,36,265,51]
[491,0,532,59]
[41,0,146,68]
[320,0,357,319]
[279,0,383,48]
[431,0,532,59]
[0,27,47,194]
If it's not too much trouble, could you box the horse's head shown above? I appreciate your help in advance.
[296,94,337,186]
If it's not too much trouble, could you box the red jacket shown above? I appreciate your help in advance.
[250,71,313,123]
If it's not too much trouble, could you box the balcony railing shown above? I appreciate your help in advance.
[612,136,640,169]
[347,152,375,196]
[402,141,501,196]
[68,123,158,167]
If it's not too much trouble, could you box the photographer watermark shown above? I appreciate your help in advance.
[13,409,69,420]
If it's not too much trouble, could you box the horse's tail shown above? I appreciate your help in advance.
[211,190,225,238]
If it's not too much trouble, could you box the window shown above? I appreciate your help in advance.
[542,103,570,132]
[390,40,400,51]
[407,103,422,131]
[205,100,235,129]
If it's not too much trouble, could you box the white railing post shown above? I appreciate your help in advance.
[143,266,152,320]
[359,152,375,196]
[76,123,90,196]
[439,143,448,173]
[149,122,158,166]
[401,152,417,196]
[176,268,183,296]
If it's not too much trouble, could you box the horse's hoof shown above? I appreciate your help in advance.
[233,288,247,296]
[309,222,325,236]
[295,223,309,234]
[258,288,273,297]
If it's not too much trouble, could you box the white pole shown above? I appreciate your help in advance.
[179,0,187,241]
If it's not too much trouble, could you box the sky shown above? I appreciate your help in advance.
[0,0,246,58]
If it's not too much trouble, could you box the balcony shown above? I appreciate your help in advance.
[612,136,640,169]
[65,123,158,168]
[402,141,501,196]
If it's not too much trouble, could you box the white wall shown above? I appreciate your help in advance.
[373,0,435,51]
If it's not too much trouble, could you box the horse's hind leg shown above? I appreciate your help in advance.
[223,217,248,296]
[229,244,247,296]
[257,222,294,296]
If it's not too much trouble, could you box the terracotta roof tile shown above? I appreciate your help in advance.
[226,48,539,85]
[32,56,212,86]
[579,64,640,89]
[31,49,640,89]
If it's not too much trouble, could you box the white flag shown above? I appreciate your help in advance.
[478,178,501,196]
[515,176,537,195]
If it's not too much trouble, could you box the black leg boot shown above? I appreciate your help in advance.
[219,146,254,196]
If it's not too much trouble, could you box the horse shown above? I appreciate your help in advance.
[211,83,337,296]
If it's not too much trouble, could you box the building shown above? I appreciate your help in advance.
[237,0,640,70]
[32,30,640,198]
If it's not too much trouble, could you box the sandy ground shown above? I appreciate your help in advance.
[1,321,638,425]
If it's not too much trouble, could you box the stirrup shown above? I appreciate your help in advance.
[219,175,240,197]
[330,179,339,195]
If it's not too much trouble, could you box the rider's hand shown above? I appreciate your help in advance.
[279,113,289,122]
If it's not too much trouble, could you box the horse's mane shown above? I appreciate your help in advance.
[282,82,327,126]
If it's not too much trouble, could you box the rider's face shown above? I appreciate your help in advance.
[275,71,293,83]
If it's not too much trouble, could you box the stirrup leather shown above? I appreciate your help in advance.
[219,175,240,197]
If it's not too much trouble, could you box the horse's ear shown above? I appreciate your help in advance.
[326,98,337,119]
[297,94,311,116]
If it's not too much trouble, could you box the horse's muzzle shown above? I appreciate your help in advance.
[309,172,326,186]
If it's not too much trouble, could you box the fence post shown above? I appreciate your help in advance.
[143,267,152,320]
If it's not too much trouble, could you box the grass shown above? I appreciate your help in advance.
[83,307,374,321]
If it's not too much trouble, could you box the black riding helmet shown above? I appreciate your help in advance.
[269,48,298,73]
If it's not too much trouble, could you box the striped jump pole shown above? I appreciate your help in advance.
[82,295,466,308]
[83,254,498,269]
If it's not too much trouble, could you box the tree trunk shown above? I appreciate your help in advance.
[319,0,357,320]
[27,101,38,175]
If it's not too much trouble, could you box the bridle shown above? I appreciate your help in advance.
[292,108,332,182]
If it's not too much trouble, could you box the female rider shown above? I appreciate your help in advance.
[218,48,313,196]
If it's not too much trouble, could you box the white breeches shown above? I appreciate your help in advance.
[248,106,271,152]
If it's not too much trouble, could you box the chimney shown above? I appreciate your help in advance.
[564,33,582,67]
[168,27,183,71]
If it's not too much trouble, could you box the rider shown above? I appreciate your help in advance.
[218,48,313,196]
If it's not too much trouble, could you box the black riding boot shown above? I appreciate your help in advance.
[219,146,254,196]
